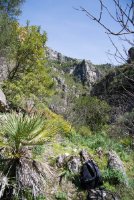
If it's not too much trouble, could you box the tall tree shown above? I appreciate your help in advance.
[0,0,25,18]
[8,24,47,79]
[0,0,25,55]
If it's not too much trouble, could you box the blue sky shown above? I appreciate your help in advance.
[19,0,131,64]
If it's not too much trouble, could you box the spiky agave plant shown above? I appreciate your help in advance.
[0,112,51,199]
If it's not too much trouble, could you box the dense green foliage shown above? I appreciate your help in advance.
[102,168,125,185]
[115,109,134,136]
[94,63,113,75]
[55,191,68,200]
[3,65,54,109]
[91,65,134,119]
[0,111,74,199]
[0,14,16,56]
[0,110,73,158]
[0,0,25,56]
[0,0,25,18]
[8,24,47,79]
[2,24,54,109]
[73,96,110,131]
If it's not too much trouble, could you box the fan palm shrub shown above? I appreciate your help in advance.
[0,112,51,199]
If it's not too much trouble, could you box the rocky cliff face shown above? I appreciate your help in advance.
[47,47,101,87]
[72,60,100,86]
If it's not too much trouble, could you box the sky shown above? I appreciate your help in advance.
[19,0,131,64]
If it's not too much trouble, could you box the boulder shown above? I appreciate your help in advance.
[56,154,69,168]
[0,89,7,111]
[108,150,128,185]
[17,158,45,197]
[87,189,119,200]
[57,150,92,174]
[0,173,8,199]
[56,154,81,174]
[79,149,91,162]
[96,147,103,158]
[67,156,81,174]
[0,57,8,81]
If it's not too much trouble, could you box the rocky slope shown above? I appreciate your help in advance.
[46,48,134,133]
[1,47,134,121]
[0,48,134,200]
[45,47,105,117]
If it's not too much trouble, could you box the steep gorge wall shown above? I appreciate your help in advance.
[47,47,102,87]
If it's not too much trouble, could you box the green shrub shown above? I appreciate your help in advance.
[120,137,133,148]
[102,169,125,185]
[14,189,46,200]
[115,109,134,136]
[118,185,134,200]
[32,145,45,157]
[55,191,68,200]
[0,112,48,158]
[73,96,110,131]
[2,24,54,110]
[78,126,92,137]
[3,65,54,110]
[68,131,128,156]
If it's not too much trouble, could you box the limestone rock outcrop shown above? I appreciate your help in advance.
[56,149,91,174]
[72,60,100,86]
[46,47,77,63]
[108,150,128,185]
[87,189,119,200]
[0,89,7,111]
[0,57,8,82]
[67,156,81,174]
[47,47,102,87]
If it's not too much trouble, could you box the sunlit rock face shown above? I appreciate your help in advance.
[108,150,128,185]
[0,56,15,82]
[0,89,7,111]
[47,47,101,87]
[0,57,8,81]
[72,60,100,86]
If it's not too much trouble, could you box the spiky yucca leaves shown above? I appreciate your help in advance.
[0,112,53,199]
[0,112,51,158]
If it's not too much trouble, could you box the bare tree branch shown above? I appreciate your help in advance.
[79,0,134,36]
